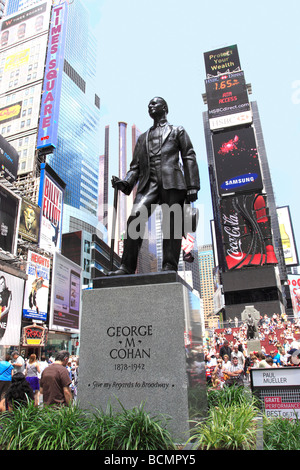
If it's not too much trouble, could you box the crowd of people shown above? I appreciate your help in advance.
[202,313,300,389]
[0,350,79,411]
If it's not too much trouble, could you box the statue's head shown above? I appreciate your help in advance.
[148,97,168,118]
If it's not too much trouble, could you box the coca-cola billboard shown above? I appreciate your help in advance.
[220,193,278,270]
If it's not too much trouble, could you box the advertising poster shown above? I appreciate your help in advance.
[277,206,299,267]
[0,184,21,255]
[0,101,22,125]
[212,127,263,196]
[37,2,69,152]
[0,134,19,182]
[288,275,300,317]
[50,252,82,334]
[220,193,278,270]
[38,165,64,253]
[204,44,241,77]
[0,270,25,345]
[19,198,41,243]
[23,250,50,321]
[0,2,50,49]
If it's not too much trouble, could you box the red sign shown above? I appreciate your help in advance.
[22,324,47,346]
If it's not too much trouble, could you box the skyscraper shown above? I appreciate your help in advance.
[202,45,286,321]
[198,244,215,328]
[98,125,109,229]
[1,0,104,288]
[45,0,101,236]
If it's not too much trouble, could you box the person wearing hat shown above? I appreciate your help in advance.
[270,349,281,366]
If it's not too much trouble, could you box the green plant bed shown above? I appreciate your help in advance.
[187,402,258,450]
[0,401,175,451]
[263,414,300,450]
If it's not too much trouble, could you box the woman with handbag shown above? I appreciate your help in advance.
[25,354,40,406]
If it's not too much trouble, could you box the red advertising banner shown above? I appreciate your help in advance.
[220,193,278,270]
[288,275,300,317]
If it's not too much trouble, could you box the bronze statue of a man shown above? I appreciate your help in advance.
[109,97,200,275]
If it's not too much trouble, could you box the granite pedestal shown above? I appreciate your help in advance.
[247,339,262,354]
[77,272,206,443]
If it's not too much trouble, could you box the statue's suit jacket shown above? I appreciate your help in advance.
[124,122,200,195]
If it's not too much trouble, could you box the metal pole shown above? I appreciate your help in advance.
[110,185,118,271]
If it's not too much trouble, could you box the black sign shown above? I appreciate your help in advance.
[0,185,20,254]
[204,45,241,77]
[220,193,278,270]
[0,134,19,182]
[19,198,41,243]
[205,71,250,119]
[1,2,47,31]
[212,127,263,196]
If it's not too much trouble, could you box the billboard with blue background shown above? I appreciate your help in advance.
[37,2,68,152]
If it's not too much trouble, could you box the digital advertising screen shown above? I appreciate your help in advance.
[220,193,278,270]
[0,134,19,182]
[212,127,263,196]
[205,71,252,130]
[0,184,21,254]
[204,44,241,77]
[50,252,82,333]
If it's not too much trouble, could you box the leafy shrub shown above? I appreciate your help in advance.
[207,384,260,409]
[187,402,258,450]
[263,414,300,450]
[0,401,174,451]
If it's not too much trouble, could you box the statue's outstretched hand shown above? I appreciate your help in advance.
[111,176,131,195]
[186,189,198,203]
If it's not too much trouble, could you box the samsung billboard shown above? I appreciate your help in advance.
[212,127,263,196]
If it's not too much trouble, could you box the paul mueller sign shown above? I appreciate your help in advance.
[251,367,300,419]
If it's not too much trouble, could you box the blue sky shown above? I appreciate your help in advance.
[84,0,300,253]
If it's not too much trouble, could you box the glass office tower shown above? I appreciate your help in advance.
[46,0,101,232]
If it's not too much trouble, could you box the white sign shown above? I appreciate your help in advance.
[0,271,25,346]
[251,368,300,387]
[209,110,252,130]
[264,396,300,419]
[39,173,63,252]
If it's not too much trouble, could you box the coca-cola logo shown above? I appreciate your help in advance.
[222,212,243,260]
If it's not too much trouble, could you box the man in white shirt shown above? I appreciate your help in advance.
[231,344,245,369]
[225,356,244,386]
[11,351,25,374]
